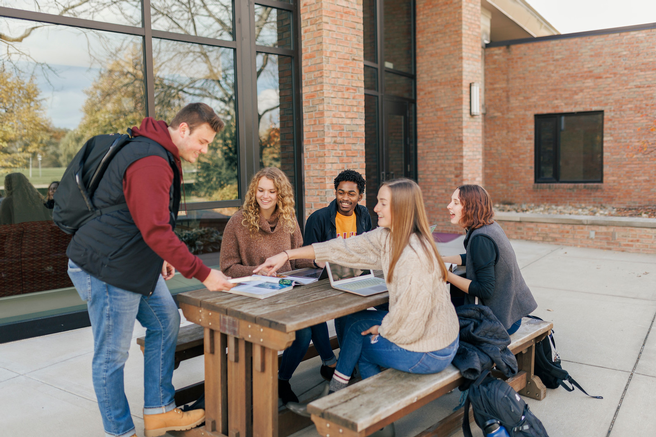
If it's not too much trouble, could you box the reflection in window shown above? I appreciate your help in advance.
[363,0,376,63]
[153,40,238,201]
[535,112,603,183]
[365,66,378,91]
[383,0,412,73]
[364,95,379,225]
[254,5,293,49]
[1,0,142,26]
[151,0,233,40]
[256,53,295,183]
[385,72,413,99]
[0,18,145,297]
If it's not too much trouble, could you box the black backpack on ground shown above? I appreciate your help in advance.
[463,369,549,437]
[53,131,133,234]
[529,316,602,399]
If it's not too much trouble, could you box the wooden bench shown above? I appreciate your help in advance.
[307,317,552,437]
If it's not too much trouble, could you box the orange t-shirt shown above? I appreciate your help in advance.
[335,211,357,239]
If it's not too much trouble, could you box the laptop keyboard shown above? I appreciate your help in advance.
[341,278,385,291]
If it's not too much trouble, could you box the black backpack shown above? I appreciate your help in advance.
[53,131,133,234]
[529,316,602,399]
[463,369,549,437]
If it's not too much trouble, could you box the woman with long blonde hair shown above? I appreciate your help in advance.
[219,167,331,405]
[255,179,459,422]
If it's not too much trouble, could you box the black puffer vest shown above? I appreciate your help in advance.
[67,137,181,295]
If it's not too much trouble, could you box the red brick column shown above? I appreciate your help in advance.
[416,0,483,231]
[300,0,365,217]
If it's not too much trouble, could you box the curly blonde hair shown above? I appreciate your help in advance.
[241,167,297,237]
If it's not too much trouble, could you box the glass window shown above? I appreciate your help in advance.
[151,0,233,40]
[153,39,238,201]
[363,0,376,63]
[535,112,603,183]
[383,0,412,73]
[365,66,378,91]
[256,53,296,183]
[254,5,293,49]
[384,72,413,99]
[364,95,379,225]
[0,18,145,306]
[1,0,142,26]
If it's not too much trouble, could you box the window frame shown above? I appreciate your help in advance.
[534,111,604,184]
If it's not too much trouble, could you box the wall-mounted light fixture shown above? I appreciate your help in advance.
[470,83,480,116]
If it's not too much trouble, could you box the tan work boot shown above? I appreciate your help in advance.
[143,408,205,437]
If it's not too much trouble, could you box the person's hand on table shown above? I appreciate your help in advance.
[315,260,326,269]
[253,252,289,276]
[162,261,175,281]
[203,269,234,291]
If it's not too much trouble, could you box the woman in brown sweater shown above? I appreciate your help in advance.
[219,167,333,404]
[255,179,460,425]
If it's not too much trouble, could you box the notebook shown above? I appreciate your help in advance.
[325,262,388,296]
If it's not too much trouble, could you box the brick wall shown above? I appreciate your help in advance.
[498,220,656,255]
[416,0,483,232]
[484,29,656,207]
[300,0,365,217]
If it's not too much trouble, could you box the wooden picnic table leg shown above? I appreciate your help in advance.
[204,328,228,435]
[252,344,279,437]
[517,343,547,400]
[228,335,252,437]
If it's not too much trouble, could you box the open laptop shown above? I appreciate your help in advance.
[325,262,388,296]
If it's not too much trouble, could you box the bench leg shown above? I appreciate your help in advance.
[253,344,278,437]
[312,416,364,437]
[517,344,546,400]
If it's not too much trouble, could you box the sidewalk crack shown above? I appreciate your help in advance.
[607,309,656,436]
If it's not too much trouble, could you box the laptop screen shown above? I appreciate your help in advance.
[327,263,372,281]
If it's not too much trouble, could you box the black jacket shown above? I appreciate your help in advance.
[67,137,180,296]
[303,199,372,245]
[452,304,518,386]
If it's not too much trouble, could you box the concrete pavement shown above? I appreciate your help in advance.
[0,237,654,437]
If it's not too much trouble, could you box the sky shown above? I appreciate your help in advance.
[524,0,656,34]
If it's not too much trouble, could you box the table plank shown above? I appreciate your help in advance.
[257,292,388,332]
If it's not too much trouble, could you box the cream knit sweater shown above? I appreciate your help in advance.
[313,227,459,352]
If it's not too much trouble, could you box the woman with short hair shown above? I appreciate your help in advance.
[443,184,537,335]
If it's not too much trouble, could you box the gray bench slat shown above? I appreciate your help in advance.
[308,317,552,432]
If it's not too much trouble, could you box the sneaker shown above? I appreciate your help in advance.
[320,364,336,381]
[278,379,299,405]
[143,408,205,437]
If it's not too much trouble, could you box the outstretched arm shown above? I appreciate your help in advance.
[254,246,316,276]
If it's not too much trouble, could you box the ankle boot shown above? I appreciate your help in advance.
[143,408,205,437]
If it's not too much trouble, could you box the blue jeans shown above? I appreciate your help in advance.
[279,322,337,380]
[336,310,459,379]
[68,260,180,437]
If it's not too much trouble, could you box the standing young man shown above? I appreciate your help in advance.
[66,103,233,437]
[278,169,372,405]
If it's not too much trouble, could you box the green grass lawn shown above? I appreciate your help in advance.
[0,167,67,190]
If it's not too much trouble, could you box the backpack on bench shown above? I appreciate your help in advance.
[463,369,549,437]
[529,316,602,400]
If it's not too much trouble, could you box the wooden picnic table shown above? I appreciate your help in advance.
[176,274,388,437]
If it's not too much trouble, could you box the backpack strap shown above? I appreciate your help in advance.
[462,369,492,437]
[562,375,603,399]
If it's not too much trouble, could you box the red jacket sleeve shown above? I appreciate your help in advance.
[123,156,211,282]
